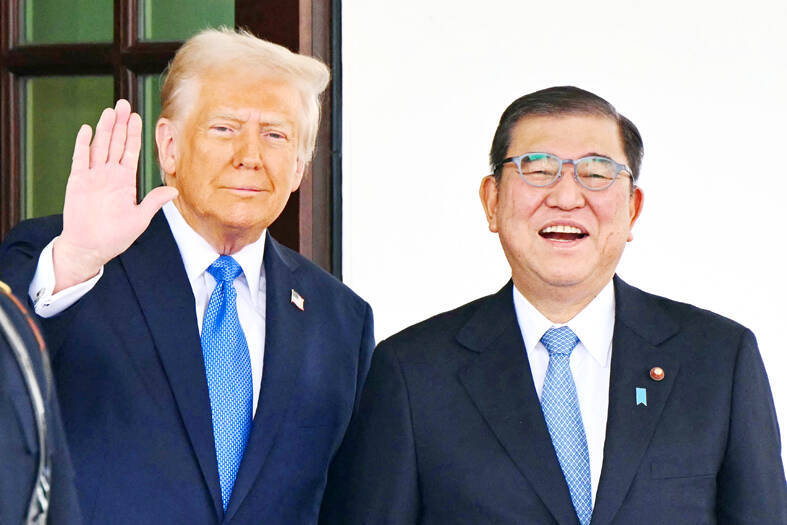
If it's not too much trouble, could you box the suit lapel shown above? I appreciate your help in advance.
[590,277,680,525]
[224,234,307,522]
[457,282,581,525]
[119,211,223,518]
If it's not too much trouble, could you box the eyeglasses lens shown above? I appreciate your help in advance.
[519,154,560,186]
[576,158,616,190]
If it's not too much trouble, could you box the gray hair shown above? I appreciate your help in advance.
[490,86,643,184]
[159,27,330,163]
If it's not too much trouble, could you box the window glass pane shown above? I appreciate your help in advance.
[139,75,164,198]
[24,76,114,218]
[22,0,112,44]
[140,0,234,42]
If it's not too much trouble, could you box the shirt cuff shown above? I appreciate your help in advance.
[28,238,104,318]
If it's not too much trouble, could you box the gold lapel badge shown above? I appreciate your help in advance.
[649,366,665,381]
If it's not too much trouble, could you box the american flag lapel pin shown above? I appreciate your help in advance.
[290,289,305,311]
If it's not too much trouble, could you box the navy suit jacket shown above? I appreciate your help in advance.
[0,283,81,524]
[0,211,374,524]
[321,278,787,524]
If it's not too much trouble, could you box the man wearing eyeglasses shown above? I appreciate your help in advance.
[321,86,786,524]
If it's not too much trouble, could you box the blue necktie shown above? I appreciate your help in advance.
[201,256,253,510]
[540,326,593,525]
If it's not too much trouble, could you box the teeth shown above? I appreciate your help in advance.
[541,224,583,234]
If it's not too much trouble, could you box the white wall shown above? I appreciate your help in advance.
[343,1,787,460]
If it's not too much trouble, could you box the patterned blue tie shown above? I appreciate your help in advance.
[201,256,253,510]
[540,326,593,525]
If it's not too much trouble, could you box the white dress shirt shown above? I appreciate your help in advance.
[512,280,615,505]
[28,201,267,415]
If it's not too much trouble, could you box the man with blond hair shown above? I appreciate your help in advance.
[0,28,373,524]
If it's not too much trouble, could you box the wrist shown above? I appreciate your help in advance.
[52,236,104,293]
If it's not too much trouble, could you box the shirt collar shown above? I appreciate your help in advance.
[512,279,615,366]
[162,201,266,305]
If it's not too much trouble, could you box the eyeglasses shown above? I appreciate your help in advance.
[495,152,633,191]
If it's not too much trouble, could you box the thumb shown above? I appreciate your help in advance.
[138,186,179,219]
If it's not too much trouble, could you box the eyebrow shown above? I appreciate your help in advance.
[209,113,292,128]
[210,113,243,122]
[579,152,612,159]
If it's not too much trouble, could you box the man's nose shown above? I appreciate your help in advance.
[545,162,585,209]
[233,130,262,169]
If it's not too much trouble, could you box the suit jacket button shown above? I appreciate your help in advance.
[650,366,665,381]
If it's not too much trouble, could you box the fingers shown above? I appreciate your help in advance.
[90,107,116,169]
[138,186,179,220]
[121,113,143,173]
[108,100,131,164]
[70,124,93,174]
[89,99,136,169]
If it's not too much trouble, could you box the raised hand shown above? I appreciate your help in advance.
[53,99,178,292]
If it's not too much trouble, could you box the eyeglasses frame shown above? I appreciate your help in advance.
[495,152,634,191]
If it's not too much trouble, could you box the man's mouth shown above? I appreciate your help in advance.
[225,186,262,193]
[539,224,588,241]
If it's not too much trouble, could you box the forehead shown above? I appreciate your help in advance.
[508,114,625,161]
[189,68,304,124]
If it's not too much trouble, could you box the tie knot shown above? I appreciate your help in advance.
[541,326,580,357]
[207,255,243,283]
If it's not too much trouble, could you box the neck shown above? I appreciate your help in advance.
[513,276,610,324]
[210,234,254,255]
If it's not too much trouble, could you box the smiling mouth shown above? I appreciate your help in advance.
[539,224,588,241]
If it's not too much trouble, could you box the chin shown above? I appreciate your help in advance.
[226,216,270,232]
[537,268,593,289]
[544,277,586,289]
[210,206,259,227]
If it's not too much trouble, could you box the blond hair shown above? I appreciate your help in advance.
[159,27,330,161]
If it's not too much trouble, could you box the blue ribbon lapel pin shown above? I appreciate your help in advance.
[636,387,647,406]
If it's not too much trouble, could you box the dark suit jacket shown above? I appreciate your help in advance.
[0,211,374,524]
[321,278,787,525]
[0,283,81,524]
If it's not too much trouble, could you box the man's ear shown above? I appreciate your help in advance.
[627,186,644,242]
[155,118,178,180]
[480,175,500,233]
[290,158,306,192]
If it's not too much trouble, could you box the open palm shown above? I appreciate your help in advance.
[55,100,177,290]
